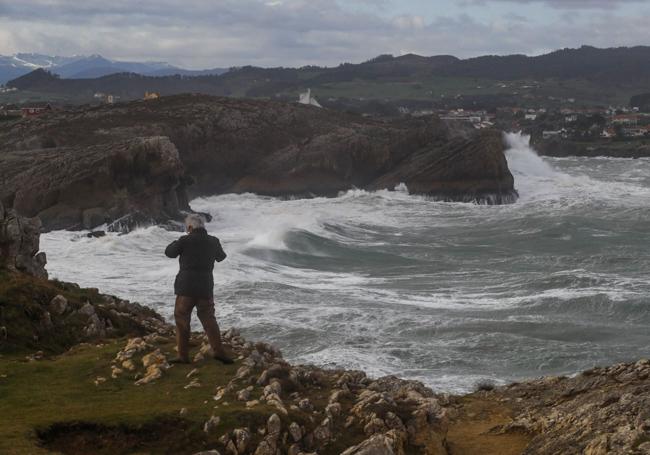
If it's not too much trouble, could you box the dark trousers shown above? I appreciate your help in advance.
[174,295,223,361]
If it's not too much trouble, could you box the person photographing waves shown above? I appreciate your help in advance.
[165,214,233,364]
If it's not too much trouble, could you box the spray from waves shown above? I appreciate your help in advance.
[503,132,650,206]
[504,132,560,179]
[192,186,425,257]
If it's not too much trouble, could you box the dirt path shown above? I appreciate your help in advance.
[446,395,531,455]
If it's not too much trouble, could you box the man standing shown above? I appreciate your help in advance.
[165,214,233,364]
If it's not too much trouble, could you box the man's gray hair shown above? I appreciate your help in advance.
[185,214,206,230]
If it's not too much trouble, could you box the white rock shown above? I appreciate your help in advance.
[203,415,221,433]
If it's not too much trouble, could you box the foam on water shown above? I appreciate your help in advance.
[41,133,650,393]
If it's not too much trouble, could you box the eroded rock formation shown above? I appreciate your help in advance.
[482,360,650,455]
[0,200,47,278]
[0,95,516,231]
[0,136,189,231]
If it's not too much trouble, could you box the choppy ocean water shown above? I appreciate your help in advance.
[42,133,650,392]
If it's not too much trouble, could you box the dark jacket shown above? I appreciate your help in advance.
[165,228,227,298]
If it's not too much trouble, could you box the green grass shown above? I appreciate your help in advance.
[0,338,268,454]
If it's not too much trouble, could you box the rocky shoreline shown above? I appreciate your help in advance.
[0,95,517,232]
[2,274,650,454]
[2,208,650,454]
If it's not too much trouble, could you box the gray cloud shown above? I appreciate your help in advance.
[0,0,648,68]
[462,0,646,9]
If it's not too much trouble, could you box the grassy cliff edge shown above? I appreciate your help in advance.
[1,271,649,455]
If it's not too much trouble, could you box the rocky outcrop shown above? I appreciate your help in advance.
[0,200,47,278]
[0,270,172,354]
[0,95,517,232]
[109,328,452,455]
[101,324,650,455]
[480,360,650,455]
[0,136,190,232]
[369,129,515,203]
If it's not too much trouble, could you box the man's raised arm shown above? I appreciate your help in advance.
[165,239,183,258]
[215,239,227,263]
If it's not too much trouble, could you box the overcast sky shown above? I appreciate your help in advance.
[0,0,648,68]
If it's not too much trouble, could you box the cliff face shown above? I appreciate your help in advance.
[0,201,47,279]
[0,95,517,231]
[1,136,190,231]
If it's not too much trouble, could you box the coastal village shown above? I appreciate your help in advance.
[400,105,650,140]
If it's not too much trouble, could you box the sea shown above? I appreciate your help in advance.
[41,133,650,393]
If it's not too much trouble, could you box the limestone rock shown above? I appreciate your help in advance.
[48,295,69,315]
[288,422,302,442]
[233,428,251,453]
[225,440,237,455]
[252,439,277,455]
[203,415,221,434]
[267,413,281,437]
[341,431,406,455]
[134,364,164,385]
[141,349,167,368]
[237,387,253,402]
[298,398,313,412]
[325,402,342,419]
[485,359,650,455]
[313,418,332,444]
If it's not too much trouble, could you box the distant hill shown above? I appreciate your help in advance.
[434,46,650,84]
[0,53,228,84]
[631,93,650,112]
[0,53,78,84]
[6,46,650,107]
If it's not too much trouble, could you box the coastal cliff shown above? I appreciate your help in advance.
[0,95,516,231]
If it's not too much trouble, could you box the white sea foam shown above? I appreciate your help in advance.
[41,137,650,392]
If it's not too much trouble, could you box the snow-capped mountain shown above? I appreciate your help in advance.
[0,53,227,84]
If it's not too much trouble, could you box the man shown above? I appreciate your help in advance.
[165,214,233,364]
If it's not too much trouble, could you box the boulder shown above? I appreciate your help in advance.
[341,431,406,455]
[203,415,221,434]
[48,295,69,315]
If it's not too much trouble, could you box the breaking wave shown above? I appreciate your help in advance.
[42,133,650,392]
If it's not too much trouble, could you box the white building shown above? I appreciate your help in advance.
[298,89,322,108]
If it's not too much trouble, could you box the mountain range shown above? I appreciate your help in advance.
[0,53,228,84]
[4,46,650,108]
